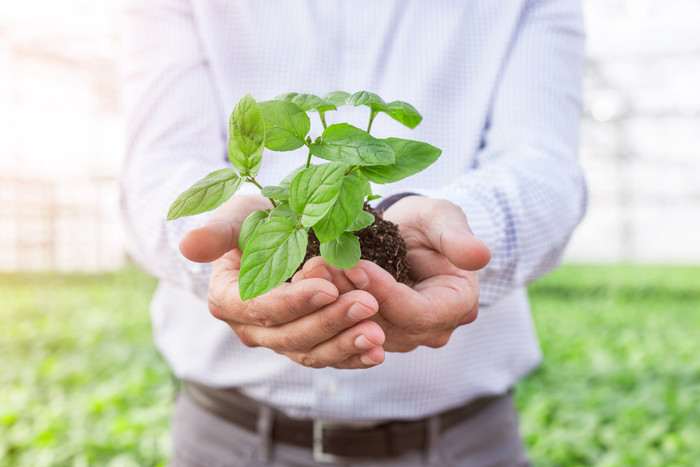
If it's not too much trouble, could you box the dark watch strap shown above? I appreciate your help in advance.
[374,192,421,215]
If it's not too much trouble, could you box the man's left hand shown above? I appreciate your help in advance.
[297,196,491,352]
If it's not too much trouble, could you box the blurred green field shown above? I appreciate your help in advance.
[1,265,698,466]
[517,265,700,467]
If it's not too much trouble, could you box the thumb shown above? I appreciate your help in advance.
[439,227,491,271]
[421,200,491,271]
[179,195,271,263]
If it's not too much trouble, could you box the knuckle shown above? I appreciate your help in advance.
[234,328,258,348]
[317,310,341,336]
[465,306,479,324]
[255,313,275,328]
[208,299,228,322]
[424,333,452,349]
[243,302,274,328]
[281,291,297,315]
[298,353,325,369]
[409,316,438,335]
[390,342,418,353]
[278,329,307,353]
[459,304,479,325]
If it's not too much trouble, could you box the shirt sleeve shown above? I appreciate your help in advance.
[119,0,239,298]
[395,0,588,306]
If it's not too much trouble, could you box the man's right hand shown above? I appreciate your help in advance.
[178,195,386,369]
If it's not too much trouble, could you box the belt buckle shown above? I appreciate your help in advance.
[312,420,377,464]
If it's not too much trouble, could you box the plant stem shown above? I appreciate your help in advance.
[247,177,263,190]
[319,111,328,130]
[246,176,278,207]
[367,110,378,134]
[306,149,312,168]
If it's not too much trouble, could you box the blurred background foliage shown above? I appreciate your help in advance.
[2,0,700,270]
[1,0,699,465]
[1,266,699,465]
[518,266,700,466]
[0,271,170,466]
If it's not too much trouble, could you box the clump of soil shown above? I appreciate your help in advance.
[302,204,411,285]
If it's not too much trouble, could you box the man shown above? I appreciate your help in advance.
[121,0,586,465]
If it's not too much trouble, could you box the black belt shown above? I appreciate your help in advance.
[183,381,503,463]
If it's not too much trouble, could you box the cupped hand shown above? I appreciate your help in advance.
[301,196,491,352]
[179,195,386,369]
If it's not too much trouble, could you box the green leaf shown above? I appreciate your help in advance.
[320,232,361,269]
[280,165,307,186]
[238,210,269,252]
[386,100,423,129]
[274,92,335,112]
[309,124,395,166]
[167,169,243,220]
[258,100,310,151]
[346,91,390,113]
[238,218,308,300]
[312,173,366,242]
[363,179,373,198]
[289,162,347,226]
[323,91,351,108]
[269,202,297,218]
[346,210,375,232]
[360,138,442,184]
[228,94,265,176]
[260,185,290,201]
[259,164,306,203]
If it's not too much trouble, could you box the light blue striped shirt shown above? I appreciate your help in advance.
[121,0,586,422]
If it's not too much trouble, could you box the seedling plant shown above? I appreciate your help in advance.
[167,91,441,300]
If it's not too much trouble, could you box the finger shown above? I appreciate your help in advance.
[179,195,271,263]
[343,260,429,319]
[301,256,356,294]
[290,269,307,283]
[209,252,341,327]
[290,320,386,369]
[383,329,455,352]
[238,290,379,352]
[328,338,386,369]
[222,279,340,328]
[343,261,474,340]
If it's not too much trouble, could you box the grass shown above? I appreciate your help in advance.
[0,269,169,467]
[516,265,700,466]
[0,265,698,466]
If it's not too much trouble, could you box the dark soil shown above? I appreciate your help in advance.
[302,204,411,285]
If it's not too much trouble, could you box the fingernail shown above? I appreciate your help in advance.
[360,352,379,366]
[345,268,369,289]
[347,302,374,321]
[354,334,375,350]
[310,291,336,307]
[308,265,332,281]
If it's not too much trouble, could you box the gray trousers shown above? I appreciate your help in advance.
[170,390,530,467]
